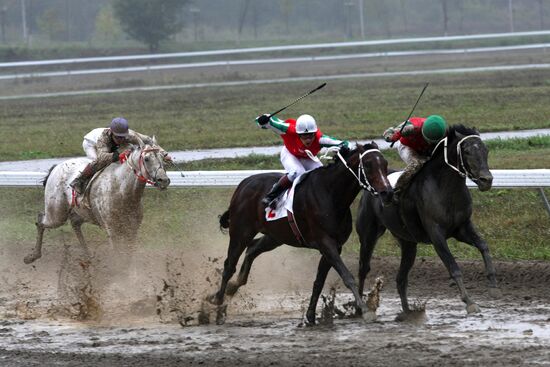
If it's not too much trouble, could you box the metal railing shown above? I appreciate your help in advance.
[1,169,548,188]
[2,169,548,214]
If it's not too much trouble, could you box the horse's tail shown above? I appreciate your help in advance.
[218,209,230,233]
[41,164,57,188]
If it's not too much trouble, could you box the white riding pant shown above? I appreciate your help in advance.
[82,139,98,160]
[396,141,425,166]
[280,146,322,182]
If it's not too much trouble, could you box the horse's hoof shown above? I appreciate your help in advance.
[395,309,426,323]
[488,287,502,299]
[466,303,481,314]
[23,254,37,264]
[362,310,377,323]
[304,312,316,326]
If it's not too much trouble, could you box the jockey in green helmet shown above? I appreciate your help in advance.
[383,115,448,191]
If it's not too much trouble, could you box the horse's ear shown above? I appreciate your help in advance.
[370,141,378,149]
[152,135,157,145]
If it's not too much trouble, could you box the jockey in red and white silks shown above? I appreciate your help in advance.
[256,113,349,207]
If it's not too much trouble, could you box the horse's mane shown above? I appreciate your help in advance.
[431,124,480,158]
[316,142,373,171]
[297,142,377,184]
[448,124,480,140]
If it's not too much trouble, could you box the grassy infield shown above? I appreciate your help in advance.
[0,64,549,261]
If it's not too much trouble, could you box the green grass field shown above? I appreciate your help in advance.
[0,63,548,262]
[2,68,550,161]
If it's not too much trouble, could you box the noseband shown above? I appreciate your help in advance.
[433,135,482,180]
[336,148,382,195]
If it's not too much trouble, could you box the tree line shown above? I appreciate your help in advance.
[0,0,549,53]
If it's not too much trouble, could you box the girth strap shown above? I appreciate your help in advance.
[287,210,306,246]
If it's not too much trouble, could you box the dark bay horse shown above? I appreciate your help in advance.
[209,143,394,324]
[356,125,501,317]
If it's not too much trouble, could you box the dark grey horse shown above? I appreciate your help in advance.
[356,125,501,317]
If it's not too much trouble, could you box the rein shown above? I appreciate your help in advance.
[124,148,160,186]
[336,148,381,195]
[432,135,481,179]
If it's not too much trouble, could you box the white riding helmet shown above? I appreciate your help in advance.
[296,114,318,134]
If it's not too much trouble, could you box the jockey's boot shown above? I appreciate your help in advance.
[262,175,292,209]
[69,163,95,195]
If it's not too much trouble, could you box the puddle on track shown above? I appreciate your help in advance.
[0,294,549,366]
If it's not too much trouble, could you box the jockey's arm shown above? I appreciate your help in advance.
[319,134,349,148]
[128,130,155,146]
[255,115,289,135]
[95,135,119,166]
[383,120,415,142]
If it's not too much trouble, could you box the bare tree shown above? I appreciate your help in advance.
[458,0,464,34]
[538,0,545,29]
[441,0,449,36]
[237,0,249,41]
[400,0,409,33]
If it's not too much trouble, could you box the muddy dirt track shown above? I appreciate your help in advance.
[0,242,549,367]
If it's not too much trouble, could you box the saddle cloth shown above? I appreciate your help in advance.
[264,174,305,221]
[388,171,403,189]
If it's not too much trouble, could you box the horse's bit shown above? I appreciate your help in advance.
[336,148,382,195]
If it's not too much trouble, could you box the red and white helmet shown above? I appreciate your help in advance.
[296,114,318,134]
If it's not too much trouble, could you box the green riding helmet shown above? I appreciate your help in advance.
[422,115,447,143]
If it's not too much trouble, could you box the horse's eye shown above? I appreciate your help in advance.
[144,156,150,162]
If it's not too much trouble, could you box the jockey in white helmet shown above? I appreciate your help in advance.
[256,113,349,207]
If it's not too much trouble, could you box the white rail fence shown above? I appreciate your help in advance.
[1,169,549,214]
[1,169,549,188]
[2,30,550,69]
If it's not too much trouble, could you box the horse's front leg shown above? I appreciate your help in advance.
[70,213,92,264]
[430,227,480,314]
[395,239,417,315]
[305,255,332,325]
[317,239,375,322]
[455,220,501,298]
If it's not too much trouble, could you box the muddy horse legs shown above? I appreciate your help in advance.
[431,231,481,314]
[455,221,501,298]
[226,235,282,296]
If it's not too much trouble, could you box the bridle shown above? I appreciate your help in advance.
[336,148,382,195]
[124,147,163,186]
[432,135,482,180]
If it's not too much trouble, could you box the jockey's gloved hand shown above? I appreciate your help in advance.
[257,114,270,126]
[383,127,397,142]
[111,151,120,162]
[338,140,350,148]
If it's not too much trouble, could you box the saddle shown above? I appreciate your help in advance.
[71,168,107,208]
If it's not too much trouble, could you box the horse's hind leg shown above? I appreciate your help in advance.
[455,221,501,298]
[226,235,281,296]
[24,208,68,264]
[24,213,47,264]
[209,232,255,306]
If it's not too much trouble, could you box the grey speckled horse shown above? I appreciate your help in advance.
[24,143,170,265]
